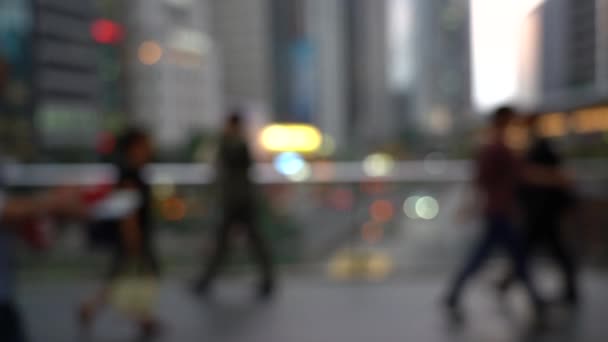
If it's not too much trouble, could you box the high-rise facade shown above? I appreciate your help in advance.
[533,0,608,110]
[345,0,392,147]
[409,0,471,136]
[210,0,393,151]
[126,0,222,148]
[597,0,608,93]
[34,0,101,149]
[209,0,273,114]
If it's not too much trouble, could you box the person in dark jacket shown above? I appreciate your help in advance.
[497,114,579,305]
[194,112,275,298]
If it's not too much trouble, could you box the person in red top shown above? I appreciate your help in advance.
[444,106,545,319]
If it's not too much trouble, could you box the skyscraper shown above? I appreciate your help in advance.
[209,0,273,114]
[34,0,101,148]
[533,0,608,110]
[211,0,395,151]
[410,0,471,136]
[126,0,222,148]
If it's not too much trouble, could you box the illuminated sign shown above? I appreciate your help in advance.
[260,124,322,153]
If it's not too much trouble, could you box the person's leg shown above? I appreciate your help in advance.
[497,222,542,292]
[196,217,232,291]
[247,228,274,286]
[241,208,274,295]
[499,218,544,309]
[0,301,26,342]
[79,248,125,327]
[545,227,579,303]
[445,218,498,307]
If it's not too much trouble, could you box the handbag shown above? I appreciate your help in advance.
[109,259,160,317]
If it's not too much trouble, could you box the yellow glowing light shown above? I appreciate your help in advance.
[362,153,395,177]
[259,124,322,153]
[328,251,355,280]
[366,252,394,281]
[538,113,567,137]
[327,250,393,281]
[572,107,608,134]
[153,183,175,200]
[318,134,337,156]
[138,41,163,65]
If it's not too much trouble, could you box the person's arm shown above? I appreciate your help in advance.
[523,139,571,188]
[120,212,142,256]
[115,177,143,255]
[1,190,85,225]
[523,164,572,188]
[1,196,48,223]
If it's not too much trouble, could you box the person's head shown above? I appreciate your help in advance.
[490,106,516,135]
[119,128,152,167]
[224,110,245,137]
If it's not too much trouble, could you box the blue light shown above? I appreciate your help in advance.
[274,152,305,176]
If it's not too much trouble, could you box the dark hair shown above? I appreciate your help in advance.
[227,109,244,127]
[118,127,148,152]
[491,106,516,126]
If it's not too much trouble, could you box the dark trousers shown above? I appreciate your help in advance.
[199,205,274,286]
[0,301,26,342]
[447,215,542,306]
[500,215,578,300]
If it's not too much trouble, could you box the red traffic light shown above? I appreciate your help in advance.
[91,19,124,44]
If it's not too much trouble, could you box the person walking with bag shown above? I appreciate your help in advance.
[79,129,161,338]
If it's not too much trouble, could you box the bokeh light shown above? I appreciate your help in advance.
[370,200,395,222]
[152,175,176,200]
[415,196,440,220]
[538,112,567,137]
[327,188,354,211]
[91,19,124,44]
[260,124,322,153]
[366,252,394,281]
[138,40,163,65]
[286,163,312,182]
[318,134,337,156]
[362,221,384,244]
[274,152,305,176]
[161,196,187,221]
[403,196,420,219]
[362,153,395,177]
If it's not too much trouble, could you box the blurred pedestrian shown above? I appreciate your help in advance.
[194,112,275,298]
[0,181,85,342]
[79,128,161,337]
[497,114,579,306]
[444,107,545,319]
[0,57,86,342]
